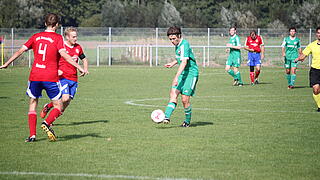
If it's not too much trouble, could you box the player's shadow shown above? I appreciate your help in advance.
[293,86,309,89]
[156,121,213,129]
[54,120,108,126]
[0,97,9,99]
[59,133,105,141]
[191,121,214,127]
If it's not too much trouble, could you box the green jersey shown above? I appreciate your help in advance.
[281,36,301,60]
[229,34,241,57]
[175,39,198,77]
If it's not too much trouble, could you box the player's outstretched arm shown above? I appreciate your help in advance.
[0,47,26,69]
[260,45,265,60]
[60,50,85,75]
[164,60,177,68]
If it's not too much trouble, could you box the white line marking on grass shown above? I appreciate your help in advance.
[125,95,317,114]
[0,171,200,180]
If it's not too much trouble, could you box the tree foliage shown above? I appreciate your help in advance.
[0,0,318,28]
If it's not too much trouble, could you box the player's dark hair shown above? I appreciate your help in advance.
[316,27,320,32]
[45,13,60,27]
[289,27,296,32]
[250,30,257,35]
[167,26,181,37]
[229,27,236,31]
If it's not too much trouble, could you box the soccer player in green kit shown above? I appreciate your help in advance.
[163,26,199,127]
[281,27,302,89]
[226,27,243,86]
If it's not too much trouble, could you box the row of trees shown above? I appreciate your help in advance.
[0,0,319,28]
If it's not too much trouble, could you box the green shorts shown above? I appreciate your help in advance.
[226,54,241,67]
[172,75,198,96]
[284,58,298,69]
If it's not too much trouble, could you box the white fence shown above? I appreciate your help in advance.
[0,27,314,67]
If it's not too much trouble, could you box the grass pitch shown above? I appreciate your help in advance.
[0,66,319,180]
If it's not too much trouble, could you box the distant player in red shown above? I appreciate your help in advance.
[40,27,89,118]
[244,30,265,85]
[0,13,85,142]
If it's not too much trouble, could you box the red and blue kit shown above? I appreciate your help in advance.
[23,30,65,100]
[59,43,85,82]
[245,35,264,66]
[245,35,264,53]
[59,43,86,99]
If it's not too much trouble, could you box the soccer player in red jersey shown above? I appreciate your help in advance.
[244,30,265,85]
[40,27,89,118]
[0,13,85,142]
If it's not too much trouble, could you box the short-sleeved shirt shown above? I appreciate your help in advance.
[245,35,264,53]
[229,34,241,58]
[59,42,85,82]
[303,40,320,69]
[281,36,301,60]
[175,39,198,77]
[23,30,65,82]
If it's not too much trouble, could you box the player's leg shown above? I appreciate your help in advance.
[181,95,191,127]
[233,67,243,86]
[309,68,320,111]
[180,76,198,127]
[26,98,38,142]
[249,66,255,85]
[284,58,291,88]
[163,88,180,123]
[40,102,54,118]
[226,55,237,85]
[25,81,43,142]
[248,52,255,85]
[290,61,298,88]
[254,53,261,84]
[41,81,62,141]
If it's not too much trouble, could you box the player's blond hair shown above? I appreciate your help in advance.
[64,27,78,37]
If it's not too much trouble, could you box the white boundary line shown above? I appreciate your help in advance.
[125,95,317,114]
[0,171,200,180]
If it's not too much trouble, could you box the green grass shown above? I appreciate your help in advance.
[0,66,320,180]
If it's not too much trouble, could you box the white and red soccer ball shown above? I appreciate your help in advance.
[151,109,165,123]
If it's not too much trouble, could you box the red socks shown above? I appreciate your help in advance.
[28,111,37,137]
[250,72,255,83]
[47,102,54,109]
[45,108,62,126]
[255,70,260,79]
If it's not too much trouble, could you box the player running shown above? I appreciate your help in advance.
[281,27,302,89]
[40,27,89,119]
[244,30,265,85]
[163,26,199,127]
[295,27,320,112]
[225,27,243,86]
[0,13,85,142]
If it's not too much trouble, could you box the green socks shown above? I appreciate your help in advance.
[164,102,176,119]
[235,71,243,84]
[184,105,192,124]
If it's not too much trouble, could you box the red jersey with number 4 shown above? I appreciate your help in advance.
[59,43,84,82]
[245,35,264,53]
[23,30,65,82]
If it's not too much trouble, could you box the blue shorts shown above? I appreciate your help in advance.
[247,52,261,66]
[26,81,61,100]
[60,78,78,99]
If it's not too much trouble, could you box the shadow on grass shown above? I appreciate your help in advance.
[156,121,213,129]
[293,86,309,89]
[59,133,105,141]
[0,97,9,99]
[54,120,108,126]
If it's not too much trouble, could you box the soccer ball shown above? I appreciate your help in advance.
[151,109,165,123]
